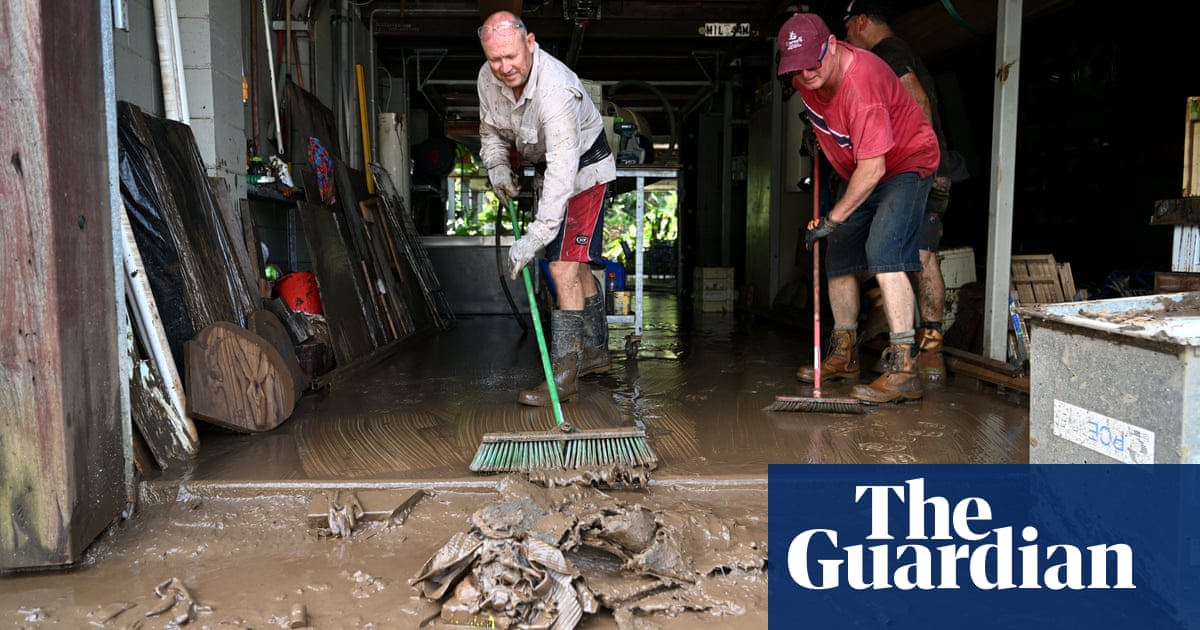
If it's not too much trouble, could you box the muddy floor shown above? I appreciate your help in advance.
[2,480,768,629]
[0,288,1028,628]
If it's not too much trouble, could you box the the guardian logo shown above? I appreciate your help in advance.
[787,477,1135,591]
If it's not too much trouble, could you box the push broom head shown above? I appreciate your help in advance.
[469,427,659,479]
[762,395,865,414]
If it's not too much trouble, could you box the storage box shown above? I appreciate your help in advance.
[939,247,976,288]
[695,267,734,313]
[1020,292,1200,464]
[611,290,632,315]
[938,247,976,329]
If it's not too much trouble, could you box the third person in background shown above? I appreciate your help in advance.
[844,0,966,386]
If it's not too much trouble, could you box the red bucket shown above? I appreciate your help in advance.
[275,272,324,315]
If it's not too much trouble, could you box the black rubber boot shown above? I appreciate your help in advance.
[581,290,611,377]
[518,310,584,406]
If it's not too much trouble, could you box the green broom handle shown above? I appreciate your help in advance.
[509,202,567,429]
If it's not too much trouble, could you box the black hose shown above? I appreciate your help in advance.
[496,203,528,333]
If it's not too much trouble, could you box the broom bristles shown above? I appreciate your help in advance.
[762,395,865,414]
[470,429,657,473]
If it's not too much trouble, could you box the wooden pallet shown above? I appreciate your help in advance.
[1011,254,1077,304]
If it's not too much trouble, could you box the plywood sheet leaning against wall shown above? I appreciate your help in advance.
[118,101,288,440]
[332,161,402,343]
[116,102,256,338]
[210,176,262,298]
[185,322,296,432]
[121,202,199,468]
[297,200,380,366]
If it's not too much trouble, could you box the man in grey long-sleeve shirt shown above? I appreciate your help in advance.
[477,10,617,406]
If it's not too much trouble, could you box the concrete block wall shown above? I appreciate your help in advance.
[113,0,163,117]
[113,0,246,199]
[178,0,245,199]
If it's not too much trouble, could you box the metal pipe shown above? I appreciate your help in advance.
[151,0,189,122]
[286,0,292,86]
[333,0,360,165]
[250,1,260,152]
[368,8,413,180]
[262,0,284,154]
[102,0,136,508]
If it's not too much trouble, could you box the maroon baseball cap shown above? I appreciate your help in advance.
[777,13,832,75]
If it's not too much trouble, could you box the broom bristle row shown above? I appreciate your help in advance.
[471,431,657,474]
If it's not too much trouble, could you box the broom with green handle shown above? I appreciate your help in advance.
[516,210,567,433]
[469,201,658,477]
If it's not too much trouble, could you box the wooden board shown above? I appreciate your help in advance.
[266,296,317,344]
[298,201,382,365]
[2,0,124,569]
[358,197,416,337]
[185,321,296,432]
[121,205,200,462]
[249,309,307,397]
[210,177,261,301]
[1154,271,1200,294]
[128,355,197,470]
[945,355,1030,393]
[1056,262,1077,301]
[1010,254,1065,304]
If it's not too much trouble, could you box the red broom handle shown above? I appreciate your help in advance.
[812,157,822,399]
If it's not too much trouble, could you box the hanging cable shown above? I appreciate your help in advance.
[939,0,987,37]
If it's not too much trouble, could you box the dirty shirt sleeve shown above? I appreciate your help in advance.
[526,87,583,246]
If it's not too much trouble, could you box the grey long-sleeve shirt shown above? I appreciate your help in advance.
[477,43,616,245]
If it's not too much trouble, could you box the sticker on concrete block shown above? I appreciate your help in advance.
[1052,400,1155,464]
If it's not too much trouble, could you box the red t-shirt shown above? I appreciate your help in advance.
[800,42,939,182]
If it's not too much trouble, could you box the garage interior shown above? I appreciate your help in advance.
[4,0,1200,625]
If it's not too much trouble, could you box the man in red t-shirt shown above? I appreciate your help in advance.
[778,12,939,403]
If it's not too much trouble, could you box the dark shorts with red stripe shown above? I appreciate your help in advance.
[545,182,609,267]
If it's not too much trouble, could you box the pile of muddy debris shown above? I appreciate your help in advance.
[412,476,767,629]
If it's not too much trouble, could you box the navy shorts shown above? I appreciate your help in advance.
[825,172,932,277]
[546,182,609,266]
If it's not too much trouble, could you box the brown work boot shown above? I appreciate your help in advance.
[851,343,923,404]
[797,329,860,383]
[916,328,946,386]
[518,309,583,406]
[518,353,581,406]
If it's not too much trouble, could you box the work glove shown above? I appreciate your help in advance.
[489,165,520,208]
[507,236,543,281]
[805,215,841,250]
[507,219,554,281]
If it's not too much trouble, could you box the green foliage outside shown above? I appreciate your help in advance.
[445,147,676,267]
